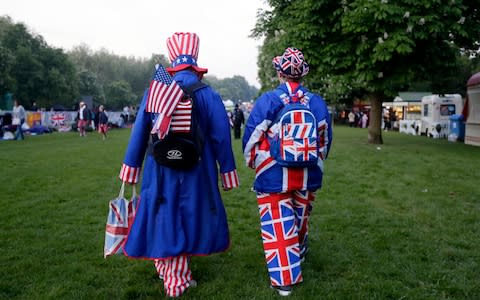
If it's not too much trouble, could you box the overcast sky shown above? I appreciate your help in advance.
[1,0,268,87]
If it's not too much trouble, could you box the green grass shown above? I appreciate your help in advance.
[0,127,479,299]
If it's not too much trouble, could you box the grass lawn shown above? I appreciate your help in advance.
[0,126,479,299]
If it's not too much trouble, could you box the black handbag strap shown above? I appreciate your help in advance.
[180,81,208,133]
[182,81,208,98]
[175,81,208,122]
[148,81,208,146]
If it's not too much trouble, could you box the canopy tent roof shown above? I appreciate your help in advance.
[467,72,480,87]
[395,92,432,102]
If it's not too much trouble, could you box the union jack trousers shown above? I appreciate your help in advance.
[154,256,193,297]
[257,190,315,287]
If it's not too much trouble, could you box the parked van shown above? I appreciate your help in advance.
[420,94,463,138]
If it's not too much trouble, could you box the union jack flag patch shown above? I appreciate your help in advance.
[259,196,302,286]
[270,103,318,168]
[104,194,138,257]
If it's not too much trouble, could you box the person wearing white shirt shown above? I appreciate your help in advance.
[76,102,91,137]
[12,100,26,140]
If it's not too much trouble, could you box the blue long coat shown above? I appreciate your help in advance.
[242,82,333,193]
[122,70,236,259]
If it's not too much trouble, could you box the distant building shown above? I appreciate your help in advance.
[383,92,431,120]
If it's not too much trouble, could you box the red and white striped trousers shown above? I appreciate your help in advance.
[154,256,193,297]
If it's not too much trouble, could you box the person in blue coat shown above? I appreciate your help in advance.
[119,32,239,298]
[242,47,332,296]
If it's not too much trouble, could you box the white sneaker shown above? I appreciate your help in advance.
[271,285,293,296]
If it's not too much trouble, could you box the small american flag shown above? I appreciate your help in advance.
[146,65,185,138]
[169,99,192,132]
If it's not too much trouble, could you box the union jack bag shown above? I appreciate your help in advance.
[269,89,319,168]
[104,183,138,258]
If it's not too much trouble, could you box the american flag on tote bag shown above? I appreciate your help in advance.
[146,65,185,139]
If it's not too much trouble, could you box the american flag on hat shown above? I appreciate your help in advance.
[146,64,185,139]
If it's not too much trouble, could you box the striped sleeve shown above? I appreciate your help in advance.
[119,163,141,184]
[221,170,240,189]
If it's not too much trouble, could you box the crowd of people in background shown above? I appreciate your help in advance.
[75,102,140,139]
[3,98,404,143]
[338,107,398,130]
[343,109,370,128]
[1,96,251,142]
[382,107,397,131]
[0,99,140,141]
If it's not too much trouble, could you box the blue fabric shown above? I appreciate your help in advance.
[122,70,235,259]
[269,90,319,167]
[242,83,333,193]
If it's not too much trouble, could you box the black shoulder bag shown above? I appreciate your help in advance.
[149,82,207,170]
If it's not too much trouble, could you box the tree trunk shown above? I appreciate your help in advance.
[368,93,383,144]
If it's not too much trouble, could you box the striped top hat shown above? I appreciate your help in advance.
[166,32,208,75]
[272,47,309,79]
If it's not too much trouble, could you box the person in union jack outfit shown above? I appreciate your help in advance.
[242,47,332,296]
[119,32,239,298]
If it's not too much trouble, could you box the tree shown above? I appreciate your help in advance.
[68,46,168,104]
[36,47,79,108]
[0,16,79,109]
[253,0,480,143]
[204,75,259,101]
[77,70,104,104]
[0,44,15,96]
[105,80,134,109]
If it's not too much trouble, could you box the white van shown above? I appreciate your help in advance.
[420,94,463,138]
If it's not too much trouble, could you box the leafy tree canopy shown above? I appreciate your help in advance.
[1,15,258,111]
[204,75,258,102]
[252,0,480,143]
[68,44,169,109]
[0,15,78,109]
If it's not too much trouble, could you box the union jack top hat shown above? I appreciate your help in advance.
[272,47,309,79]
[166,32,208,75]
